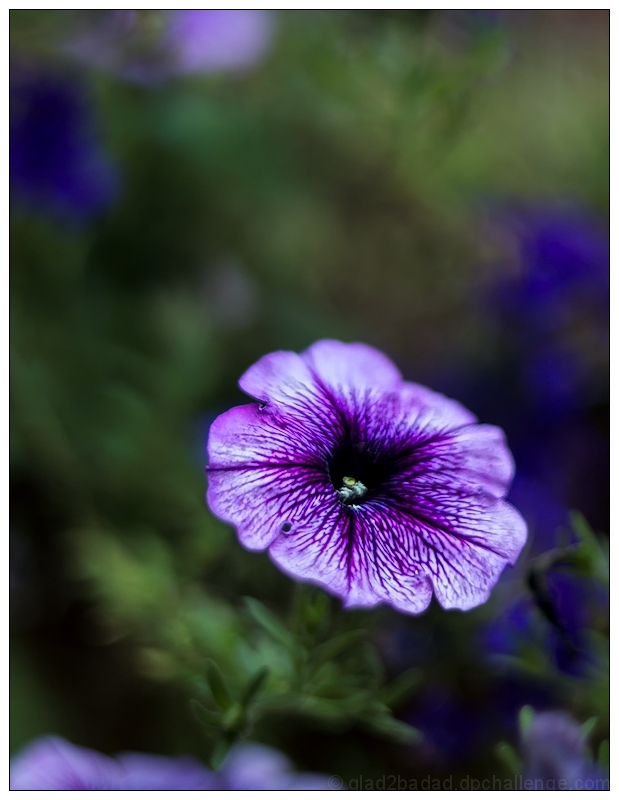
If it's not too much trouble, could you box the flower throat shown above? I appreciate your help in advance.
[328,435,393,507]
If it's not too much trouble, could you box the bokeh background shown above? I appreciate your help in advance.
[10,9,609,785]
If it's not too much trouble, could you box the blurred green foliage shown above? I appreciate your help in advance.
[11,9,608,782]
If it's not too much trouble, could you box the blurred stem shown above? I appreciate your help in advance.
[289,583,310,693]
[289,582,309,636]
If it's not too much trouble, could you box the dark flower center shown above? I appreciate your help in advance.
[328,436,395,506]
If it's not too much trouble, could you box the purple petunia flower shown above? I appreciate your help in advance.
[207,340,527,614]
[165,10,274,74]
[501,206,610,322]
[218,742,335,790]
[66,10,275,83]
[10,67,118,223]
[521,711,608,790]
[9,737,215,790]
[10,736,334,790]
[488,204,609,414]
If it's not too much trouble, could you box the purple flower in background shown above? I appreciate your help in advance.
[492,205,609,324]
[10,67,118,223]
[165,10,274,74]
[406,685,489,766]
[207,340,527,614]
[481,596,532,658]
[218,743,334,790]
[66,10,275,83]
[465,202,610,533]
[481,565,608,678]
[10,737,334,790]
[489,205,609,414]
[521,711,608,789]
[9,737,215,790]
[524,208,607,299]
[542,570,608,677]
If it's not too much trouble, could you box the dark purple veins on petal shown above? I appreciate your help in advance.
[206,341,527,613]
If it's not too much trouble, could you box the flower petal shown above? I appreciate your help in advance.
[301,339,402,397]
[346,507,435,614]
[207,403,332,469]
[398,381,477,433]
[404,423,516,498]
[221,743,292,790]
[268,502,359,600]
[221,743,334,790]
[239,350,322,411]
[269,504,433,614]
[208,461,336,551]
[385,492,527,610]
[10,737,121,790]
[117,753,215,790]
[207,340,528,615]
[165,10,274,74]
[207,401,342,550]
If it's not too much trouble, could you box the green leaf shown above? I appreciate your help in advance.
[494,742,522,775]
[190,699,220,730]
[360,642,385,689]
[570,511,609,582]
[305,591,331,636]
[598,739,609,769]
[362,714,421,745]
[570,510,597,545]
[323,690,372,714]
[367,700,392,716]
[379,667,422,708]
[299,696,350,722]
[241,666,269,708]
[489,652,547,677]
[581,716,597,740]
[518,705,534,735]
[310,630,366,665]
[244,597,295,649]
[221,702,245,733]
[210,736,234,771]
[206,660,233,711]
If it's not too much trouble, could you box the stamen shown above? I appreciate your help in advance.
[337,476,368,505]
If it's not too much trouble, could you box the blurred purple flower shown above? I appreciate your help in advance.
[218,742,334,790]
[493,205,609,332]
[462,202,609,534]
[10,737,214,790]
[521,711,608,789]
[165,10,274,74]
[544,570,608,676]
[406,685,488,766]
[521,345,588,420]
[10,737,334,790]
[481,596,532,657]
[485,205,609,417]
[66,10,275,83]
[10,67,118,223]
[207,340,527,614]
[481,567,608,678]
[404,675,556,768]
